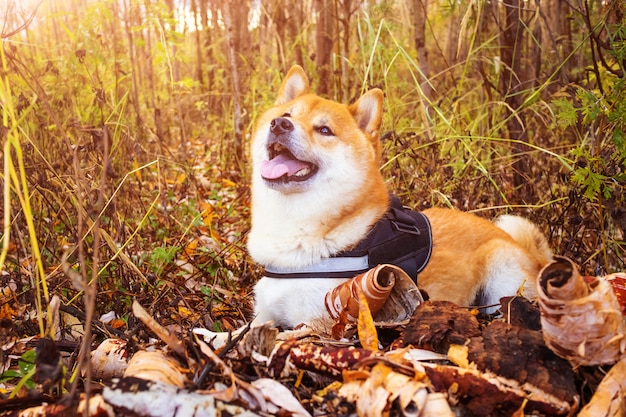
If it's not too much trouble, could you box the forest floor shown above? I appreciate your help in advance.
[0,129,624,416]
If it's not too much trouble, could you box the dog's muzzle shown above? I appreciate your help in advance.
[260,117,318,183]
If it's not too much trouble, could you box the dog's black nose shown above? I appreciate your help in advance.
[270,117,294,135]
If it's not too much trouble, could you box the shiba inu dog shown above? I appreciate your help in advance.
[244,65,553,332]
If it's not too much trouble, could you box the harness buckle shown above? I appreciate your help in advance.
[391,220,421,235]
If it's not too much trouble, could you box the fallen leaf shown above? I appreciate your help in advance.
[358,290,379,351]
[578,356,626,417]
[251,378,311,417]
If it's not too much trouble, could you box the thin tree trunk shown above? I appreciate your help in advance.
[164,0,187,155]
[206,0,217,112]
[559,1,574,78]
[273,0,287,69]
[338,0,361,101]
[124,0,144,141]
[530,5,541,88]
[499,0,530,191]
[414,0,433,135]
[222,0,244,165]
[191,0,204,88]
[287,1,305,67]
[445,4,461,65]
[315,0,333,96]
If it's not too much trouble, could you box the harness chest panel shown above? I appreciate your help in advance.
[263,195,433,283]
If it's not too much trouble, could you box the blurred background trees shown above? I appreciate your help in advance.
[1,0,625,308]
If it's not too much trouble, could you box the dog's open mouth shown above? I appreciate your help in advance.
[261,143,318,183]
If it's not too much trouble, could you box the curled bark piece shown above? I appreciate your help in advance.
[537,256,626,367]
[325,264,423,325]
[421,362,573,416]
[267,340,376,378]
[325,264,397,321]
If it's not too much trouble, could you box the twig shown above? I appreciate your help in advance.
[132,300,186,358]
[192,320,253,389]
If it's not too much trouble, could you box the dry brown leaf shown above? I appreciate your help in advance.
[196,335,309,416]
[10,394,115,417]
[605,272,626,315]
[447,344,469,369]
[356,363,393,417]
[251,378,311,417]
[338,362,453,417]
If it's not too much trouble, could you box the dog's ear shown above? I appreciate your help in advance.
[275,65,310,105]
[350,89,384,138]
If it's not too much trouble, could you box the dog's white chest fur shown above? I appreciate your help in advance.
[253,276,347,328]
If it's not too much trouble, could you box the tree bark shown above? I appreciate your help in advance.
[315,0,334,96]
[414,0,433,134]
[499,0,530,191]
[124,0,145,142]
[540,0,571,84]
[338,0,361,101]
[445,4,461,65]
[206,0,218,112]
[191,0,204,88]
[287,1,305,67]
[222,0,244,165]
[273,0,287,69]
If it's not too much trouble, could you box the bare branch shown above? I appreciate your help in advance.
[1,1,42,39]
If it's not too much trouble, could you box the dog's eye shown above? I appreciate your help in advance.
[281,112,291,118]
[317,126,334,136]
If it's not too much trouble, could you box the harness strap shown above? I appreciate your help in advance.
[263,195,433,282]
[264,255,370,279]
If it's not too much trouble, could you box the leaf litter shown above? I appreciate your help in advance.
[1,145,625,416]
[3,254,626,416]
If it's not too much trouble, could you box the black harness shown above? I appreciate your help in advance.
[263,195,433,283]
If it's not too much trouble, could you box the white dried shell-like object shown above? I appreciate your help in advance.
[90,338,129,380]
[124,350,187,388]
[537,256,626,367]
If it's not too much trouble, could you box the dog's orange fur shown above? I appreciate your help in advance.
[419,208,551,307]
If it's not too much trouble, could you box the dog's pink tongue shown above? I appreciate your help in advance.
[261,154,308,179]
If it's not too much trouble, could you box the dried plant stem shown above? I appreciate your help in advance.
[0,46,50,337]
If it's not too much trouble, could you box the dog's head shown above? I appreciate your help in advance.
[251,65,385,195]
